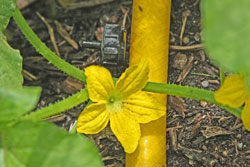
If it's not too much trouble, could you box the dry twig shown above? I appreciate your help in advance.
[170,43,204,51]
[176,55,194,83]
[54,20,79,50]
[36,12,61,57]
[180,10,191,45]
[66,0,114,10]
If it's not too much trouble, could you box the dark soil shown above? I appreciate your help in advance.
[7,0,250,166]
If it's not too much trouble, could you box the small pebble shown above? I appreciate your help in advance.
[202,145,207,151]
[208,80,220,84]
[222,151,228,157]
[173,53,187,70]
[199,50,206,62]
[169,36,176,43]
[238,143,243,149]
[200,101,207,107]
[210,160,218,166]
[213,153,219,159]
[100,15,118,25]
[40,100,46,107]
[194,32,200,42]
[183,36,190,44]
[170,51,177,56]
[109,16,118,23]
[189,160,195,165]
[201,80,209,88]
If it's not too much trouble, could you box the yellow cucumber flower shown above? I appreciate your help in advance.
[76,58,166,153]
[214,74,250,131]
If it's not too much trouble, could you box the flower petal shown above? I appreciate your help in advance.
[77,103,110,134]
[123,91,166,123]
[110,110,140,153]
[115,58,149,97]
[85,65,114,102]
[242,98,250,131]
[215,74,248,108]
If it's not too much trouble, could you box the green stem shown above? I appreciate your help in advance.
[23,88,89,121]
[191,72,217,78]
[13,8,86,83]
[220,67,225,85]
[143,82,241,118]
[69,121,77,134]
[22,82,241,123]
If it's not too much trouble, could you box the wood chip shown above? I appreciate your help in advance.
[63,76,84,93]
[232,118,242,130]
[201,126,233,139]
[82,51,99,67]
[187,113,202,125]
[176,55,194,83]
[55,20,79,50]
[199,50,206,62]
[203,66,217,75]
[17,0,37,9]
[218,116,232,123]
[168,96,186,118]
[169,128,178,150]
[191,122,200,138]
[178,127,185,141]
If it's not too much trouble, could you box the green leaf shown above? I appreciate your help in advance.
[0,86,41,124]
[0,146,3,167]
[202,0,250,74]
[0,31,23,87]
[1,121,103,167]
[0,0,16,31]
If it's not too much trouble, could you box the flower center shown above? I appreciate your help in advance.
[107,95,123,113]
[109,97,115,103]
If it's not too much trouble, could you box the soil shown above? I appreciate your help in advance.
[6,0,250,166]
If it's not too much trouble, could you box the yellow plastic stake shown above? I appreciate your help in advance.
[126,0,171,167]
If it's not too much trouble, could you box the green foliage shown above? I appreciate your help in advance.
[0,86,41,125]
[0,16,41,126]
[1,121,103,167]
[0,35,102,166]
[0,32,23,87]
[144,82,242,118]
[0,2,103,166]
[0,0,16,31]
[202,0,250,75]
